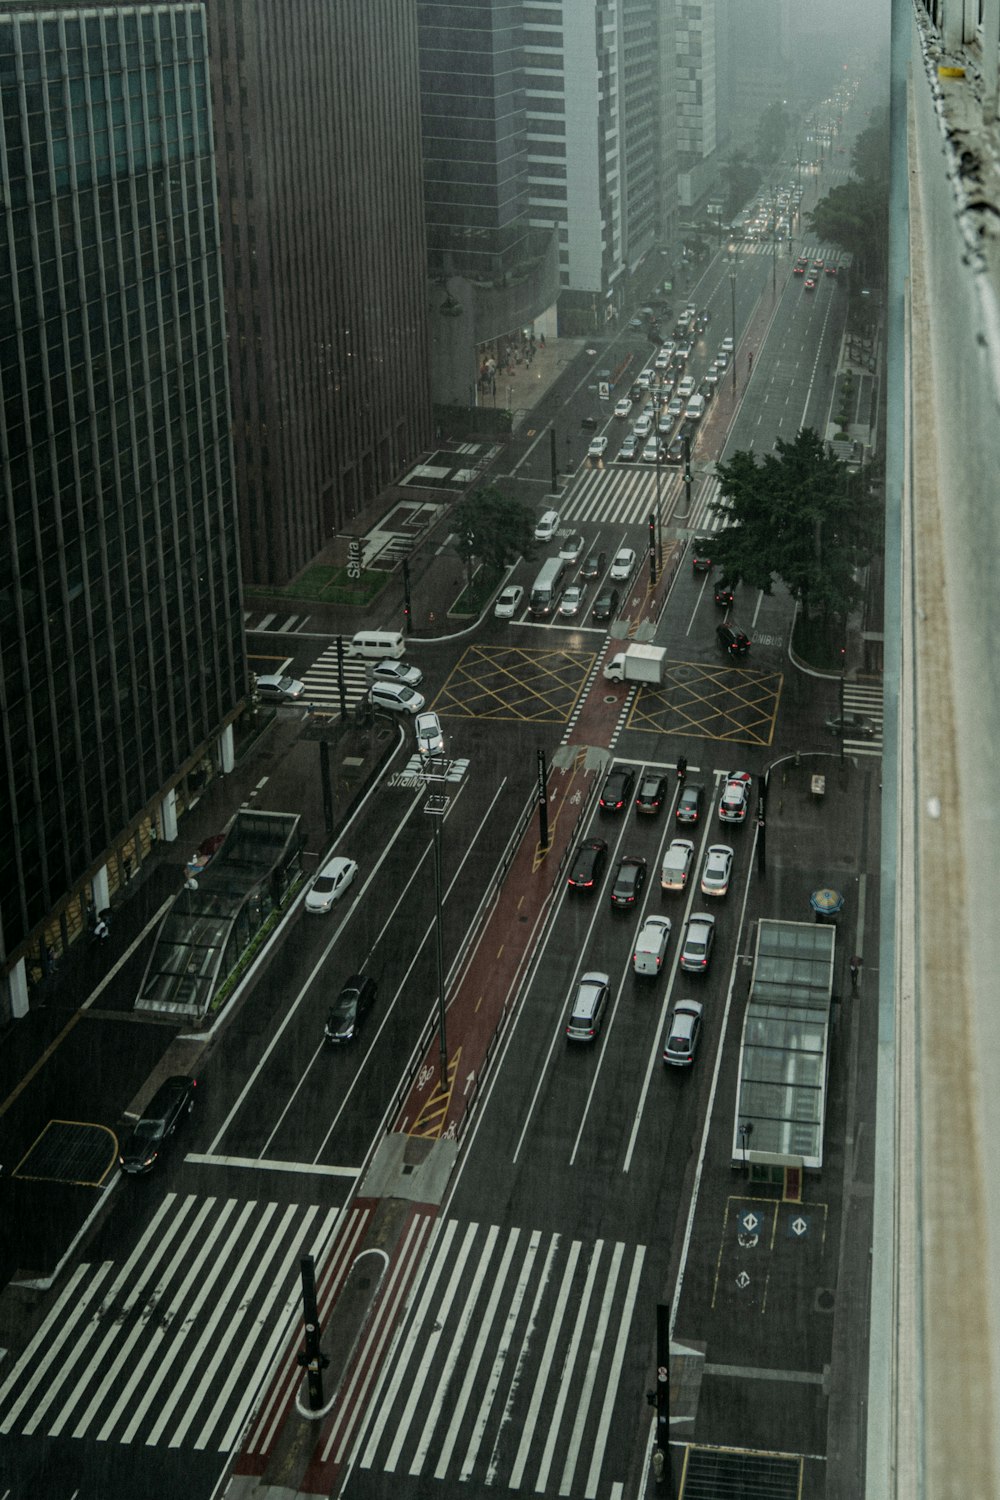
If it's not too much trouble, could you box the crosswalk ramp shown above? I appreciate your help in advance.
[0,1192,341,1451]
[354,1218,647,1496]
[299,646,371,711]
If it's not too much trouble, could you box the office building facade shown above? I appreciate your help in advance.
[0,2,245,1013]
[209,0,432,585]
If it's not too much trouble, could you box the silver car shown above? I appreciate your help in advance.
[415,710,444,757]
[255,672,305,702]
[559,585,584,618]
[700,843,734,898]
[610,548,636,581]
[373,659,423,687]
[494,584,524,620]
[663,1000,704,1066]
[680,912,716,973]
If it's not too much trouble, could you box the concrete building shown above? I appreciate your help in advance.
[674,0,717,208]
[209,0,431,584]
[0,1,245,1020]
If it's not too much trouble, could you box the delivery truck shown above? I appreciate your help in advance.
[603,643,668,685]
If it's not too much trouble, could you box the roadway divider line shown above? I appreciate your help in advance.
[183,1152,359,1177]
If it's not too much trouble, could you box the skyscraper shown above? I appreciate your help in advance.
[0,1,245,1016]
[209,0,432,585]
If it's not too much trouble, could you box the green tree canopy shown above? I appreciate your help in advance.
[721,150,761,219]
[709,428,878,624]
[756,101,790,164]
[451,485,535,587]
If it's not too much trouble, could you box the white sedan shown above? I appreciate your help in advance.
[494,584,524,620]
[700,843,734,897]
[610,547,636,581]
[614,397,633,418]
[588,435,609,459]
[559,585,584,618]
[415,710,444,757]
[305,855,358,914]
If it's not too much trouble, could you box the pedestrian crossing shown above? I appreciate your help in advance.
[299,645,372,712]
[841,681,884,757]
[354,1217,646,1497]
[245,609,313,634]
[0,1192,342,1451]
[562,465,726,535]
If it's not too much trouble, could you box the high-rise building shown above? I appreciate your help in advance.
[674,0,717,208]
[0,1,246,1019]
[209,0,432,585]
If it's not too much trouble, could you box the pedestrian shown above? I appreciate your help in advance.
[539,334,546,350]
[849,955,862,991]
[92,917,109,943]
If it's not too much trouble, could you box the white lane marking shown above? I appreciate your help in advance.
[508,1241,582,1489]
[584,1245,646,1498]
[184,1152,358,1176]
[532,1240,603,1493]
[485,1232,561,1486]
[559,1240,625,1496]
[0,1262,111,1433]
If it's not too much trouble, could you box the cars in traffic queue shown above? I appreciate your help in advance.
[825,712,876,738]
[657,411,675,436]
[324,974,377,1044]
[119,1076,197,1175]
[804,276,817,290]
[591,585,620,622]
[565,971,612,1042]
[642,437,666,463]
[718,771,752,824]
[633,411,653,439]
[567,837,609,894]
[716,622,750,658]
[255,673,305,703]
[665,396,684,421]
[666,430,690,465]
[635,771,669,815]
[721,335,734,352]
[676,375,696,400]
[494,584,524,620]
[633,915,672,976]
[600,765,636,812]
[580,548,607,580]
[610,547,636,581]
[661,837,695,891]
[558,585,584,618]
[305,854,359,913]
[675,782,705,826]
[619,433,640,462]
[614,396,633,418]
[679,912,716,973]
[713,350,729,371]
[580,414,598,430]
[534,509,560,542]
[415,710,444,758]
[825,264,838,278]
[714,578,735,607]
[700,843,734,897]
[369,680,425,715]
[373,659,423,687]
[691,537,713,571]
[662,1000,704,1066]
[587,435,609,460]
[610,855,646,911]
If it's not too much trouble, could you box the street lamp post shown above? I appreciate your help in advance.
[420,751,470,1086]
[738,1121,754,1177]
[727,245,738,397]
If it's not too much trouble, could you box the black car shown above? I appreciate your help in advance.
[567,837,609,893]
[580,549,607,580]
[675,782,705,825]
[119,1076,197,1175]
[600,766,637,812]
[629,382,644,402]
[714,578,735,607]
[691,537,713,571]
[591,586,620,623]
[324,973,378,1043]
[665,433,688,465]
[610,855,647,910]
[580,414,598,430]
[635,772,669,815]
[717,622,751,657]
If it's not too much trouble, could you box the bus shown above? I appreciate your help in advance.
[529,556,567,619]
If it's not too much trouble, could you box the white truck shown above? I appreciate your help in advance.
[603,643,668,685]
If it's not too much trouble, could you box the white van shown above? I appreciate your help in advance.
[685,393,706,421]
[346,630,405,660]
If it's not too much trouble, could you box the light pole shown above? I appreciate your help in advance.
[738,1120,754,1177]
[769,186,777,298]
[727,243,738,397]
[419,750,470,1085]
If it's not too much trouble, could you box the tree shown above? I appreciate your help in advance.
[721,150,761,220]
[756,101,790,164]
[807,180,886,286]
[451,486,535,591]
[709,428,878,627]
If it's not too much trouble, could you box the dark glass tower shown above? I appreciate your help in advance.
[0,3,245,974]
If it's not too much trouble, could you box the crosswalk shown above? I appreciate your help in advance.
[0,1192,341,1451]
[299,645,372,712]
[245,608,313,634]
[562,465,725,534]
[354,1218,646,1496]
[841,681,884,757]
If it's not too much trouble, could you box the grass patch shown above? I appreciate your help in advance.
[451,564,504,616]
[247,564,386,606]
[793,612,846,671]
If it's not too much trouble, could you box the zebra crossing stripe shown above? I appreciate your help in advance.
[483,1231,562,1485]
[533,1239,605,1493]
[584,1245,646,1498]
[507,1239,581,1488]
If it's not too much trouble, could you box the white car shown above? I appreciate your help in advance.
[633,413,653,439]
[700,843,734,897]
[559,532,585,563]
[663,999,704,1066]
[642,437,664,463]
[372,659,423,687]
[633,915,672,976]
[636,370,653,390]
[677,375,696,400]
[659,340,677,358]
[369,681,425,715]
[660,838,695,891]
[588,435,609,459]
[255,673,305,702]
[415,710,444,757]
[494,584,524,619]
[305,855,358,914]
[721,335,734,353]
[714,350,730,371]
[534,509,560,542]
[654,352,671,371]
[610,548,636,581]
[559,585,584,618]
[614,397,633,418]
[718,771,752,823]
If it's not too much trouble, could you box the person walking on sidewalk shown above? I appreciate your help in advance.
[849,955,862,991]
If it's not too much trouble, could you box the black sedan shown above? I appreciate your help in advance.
[324,973,378,1043]
[119,1076,197,1175]
[600,766,636,812]
[610,855,647,910]
[567,837,609,894]
[635,772,669,816]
